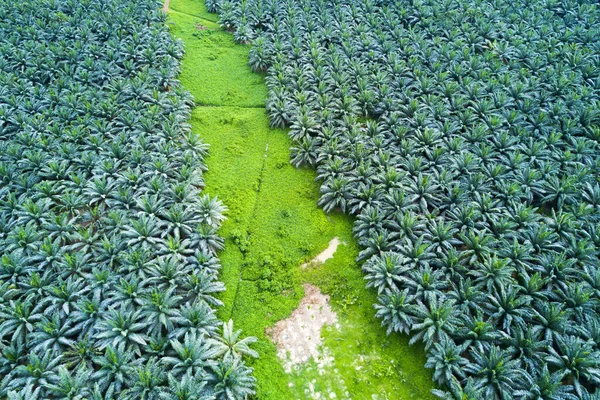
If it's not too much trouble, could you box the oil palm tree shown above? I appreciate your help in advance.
[362,252,409,294]
[410,292,460,350]
[209,354,256,400]
[464,346,529,399]
[210,320,258,360]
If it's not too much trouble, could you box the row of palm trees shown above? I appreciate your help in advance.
[0,0,257,398]
[212,0,600,397]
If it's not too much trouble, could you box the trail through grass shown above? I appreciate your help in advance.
[168,1,435,398]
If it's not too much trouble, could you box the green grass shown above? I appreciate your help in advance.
[169,0,219,23]
[167,2,266,107]
[169,3,435,399]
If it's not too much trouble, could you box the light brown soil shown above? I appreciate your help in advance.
[162,0,170,13]
[301,237,342,269]
[266,284,338,373]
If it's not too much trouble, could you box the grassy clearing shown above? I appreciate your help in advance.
[167,0,266,107]
[168,2,435,398]
[169,0,219,22]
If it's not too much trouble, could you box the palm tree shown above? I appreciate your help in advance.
[0,300,42,346]
[6,385,42,400]
[546,335,600,397]
[141,287,182,337]
[6,350,61,396]
[362,252,409,294]
[465,346,530,399]
[248,36,271,73]
[423,219,460,252]
[374,288,415,335]
[469,254,515,293]
[190,224,225,255]
[485,285,533,335]
[94,307,149,356]
[447,278,485,315]
[425,336,469,386]
[210,320,258,360]
[29,313,77,354]
[91,345,138,397]
[459,229,497,265]
[120,359,166,400]
[209,355,256,400]
[44,366,91,399]
[290,137,319,167]
[402,264,448,301]
[431,377,485,400]
[158,373,212,400]
[171,301,220,340]
[410,292,460,350]
[196,195,227,229]
[158,204,197,239]
[515,365,577,400]
[318,177,350,213]
[181,269,225,307]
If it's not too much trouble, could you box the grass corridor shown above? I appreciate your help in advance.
[167,0,435,397]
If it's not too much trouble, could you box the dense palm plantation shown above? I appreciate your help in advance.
[209,0,600,397]
[0,0,256,398]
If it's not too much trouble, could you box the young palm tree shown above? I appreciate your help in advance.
[410,292,460,350]
[120,359,165,400]
[91,345,138,398]
[362,252,409,294]
[209,354,256,400]
[514,365,577,400]
[318,177,351,213]
[163,330,221,378]
[94,307,149,356]
[425,336,469,386]
[44,366,91,399]
[6,350,61,396]
[374,288,415,335]
[158,373,212,400]
[171,301,220,340]
[210,320,258,360]
[546,335,600,397]
[141,287,182,337]
[485,285,533,335]
[464,346,529,399]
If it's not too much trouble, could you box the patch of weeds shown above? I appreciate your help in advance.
[192,28,213,39]
[230,228,249,255]
[276,225,289,238]
[298,239,314,255]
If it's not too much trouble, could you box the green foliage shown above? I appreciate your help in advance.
[0,0,256,398]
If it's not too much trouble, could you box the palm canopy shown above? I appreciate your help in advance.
[0,0,255,398]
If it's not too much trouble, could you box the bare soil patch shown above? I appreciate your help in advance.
[301,237,342,269]
[267,284,338,373]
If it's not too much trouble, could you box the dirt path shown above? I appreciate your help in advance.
[163,0,170,13]
[266,284,338,373]
[301,237,342,269]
